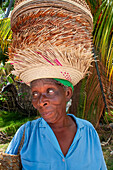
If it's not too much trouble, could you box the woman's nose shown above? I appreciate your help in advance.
[38,94,48,107]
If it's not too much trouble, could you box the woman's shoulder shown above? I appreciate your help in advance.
[25,117,42,128]
[5,117,42,154]
[69,114,100,141]
[68,113,95,130]
[72,115,100,139]
[13,117,42,134]
[76,117,95,129]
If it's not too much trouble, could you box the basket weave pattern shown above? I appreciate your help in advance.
[0,153,20,170]
[11,7,92,52]
[14,0,90,11]
[0,128,25,169]
[9,0,93,85]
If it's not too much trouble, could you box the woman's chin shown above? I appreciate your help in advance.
[41,111,56,123]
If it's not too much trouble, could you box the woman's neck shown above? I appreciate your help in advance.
[48,115,75,130]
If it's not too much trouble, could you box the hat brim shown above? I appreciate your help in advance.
[19,65,84,86]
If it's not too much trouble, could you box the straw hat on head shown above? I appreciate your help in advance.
[9,0,93,86]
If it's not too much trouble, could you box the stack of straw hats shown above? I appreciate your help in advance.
[9,0,93,86]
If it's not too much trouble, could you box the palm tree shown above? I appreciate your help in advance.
[0,0,12,63]
[83,0,112,127]
[71,0,113,127]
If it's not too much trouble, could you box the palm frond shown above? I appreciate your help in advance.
[85,61,113,127]
[86,0,113,81]
[76,78,87,119]
[93,0,113,81]
[106,35,113,81]
[85,0,102,15]
[0,18,12,53]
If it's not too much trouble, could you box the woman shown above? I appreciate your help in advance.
[6,0,107,169]
[6,78,107,169]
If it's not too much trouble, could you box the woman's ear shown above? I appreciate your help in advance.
[65,86,73,102]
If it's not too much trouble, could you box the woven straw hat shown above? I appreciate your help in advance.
[9,0,93,86]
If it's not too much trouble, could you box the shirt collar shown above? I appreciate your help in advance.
[67,113,85,129]
[39,117,48,128]
[39,113,85,130]
[38,114,85,156]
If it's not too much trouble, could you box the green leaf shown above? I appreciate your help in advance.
[94,3,110,48]
[7,75,14,83]
[93,0,106,27]
[0,18,12,52]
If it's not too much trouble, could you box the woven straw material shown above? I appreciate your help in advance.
[11,44,93,86]
[9,0,93,85]
[20,66,83,86]
[14,0,91,12]
[0,153,20,170]
[0,128,25,170]
[13,0,92,21]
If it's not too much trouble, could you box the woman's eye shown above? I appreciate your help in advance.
[47,89,54,95]
[32,92,39,98]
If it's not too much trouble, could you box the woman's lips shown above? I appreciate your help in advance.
[41,111,53,117]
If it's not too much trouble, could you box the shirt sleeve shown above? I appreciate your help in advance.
[100,144,108,170]
[90,127,107,170]
[5,123,25,155]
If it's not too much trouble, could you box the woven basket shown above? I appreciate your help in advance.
[0,128,25,170]
[11,0,93,50]
[0,153,21,170]
[9,0,93,86]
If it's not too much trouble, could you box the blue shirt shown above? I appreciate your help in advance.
[6,114,107,170]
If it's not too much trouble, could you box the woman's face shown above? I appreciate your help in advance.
[31,79,71,124]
